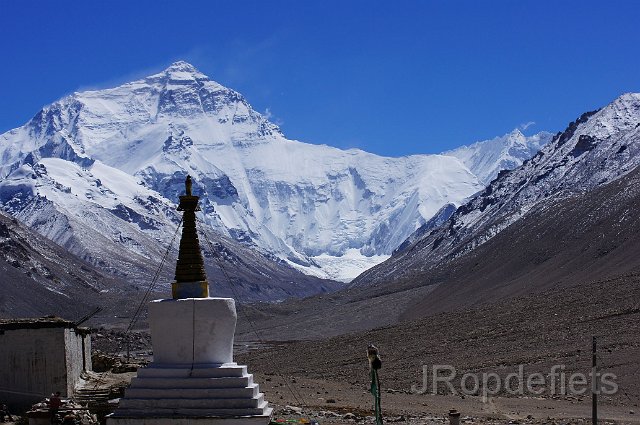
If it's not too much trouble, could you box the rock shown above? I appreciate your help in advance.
[284,405,303,414]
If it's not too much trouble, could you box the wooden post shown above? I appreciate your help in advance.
[449,409,461,425]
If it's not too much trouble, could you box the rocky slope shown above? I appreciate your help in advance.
[355,92,640,287]
[0,209,128,319]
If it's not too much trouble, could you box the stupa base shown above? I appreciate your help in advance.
[106,362,272,425]
[107,298,272,425]
[107,414,272,425]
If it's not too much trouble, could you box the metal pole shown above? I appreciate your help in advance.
[375,369,383,425]
[592,336,597,425]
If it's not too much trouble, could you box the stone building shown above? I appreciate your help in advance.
[0,316,91,407]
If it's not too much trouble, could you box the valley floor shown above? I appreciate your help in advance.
[90,272,640,423]
[237,273,640,423]
[256,373,640,424]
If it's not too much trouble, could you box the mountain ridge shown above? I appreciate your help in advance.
[354,91,640,287]
[0,61,531,284]
[233,93,640,344]
[446,128,554,185]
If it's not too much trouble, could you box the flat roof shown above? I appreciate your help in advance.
[0,316,80,331]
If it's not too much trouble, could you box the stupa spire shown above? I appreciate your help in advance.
[172,175,209,299]
[108,177,272,425]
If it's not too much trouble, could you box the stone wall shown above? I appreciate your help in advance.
[0,326,90,407]
[64,328,91,395]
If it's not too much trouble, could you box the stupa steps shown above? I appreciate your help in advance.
[130,375,254,389]
[137,363,247,378]
[110,404,273,420]
[125,385,259,399]
[119,394,266,410]
[107,415,273,425]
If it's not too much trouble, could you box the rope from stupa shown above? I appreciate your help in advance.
[196,217,309,408]
[90,219,182,390]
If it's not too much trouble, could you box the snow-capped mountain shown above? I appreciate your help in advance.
[446,129,553,185]
[0,61,492,282]
[0,155,342,301]
[355,92,640,286]
[393,129,553,253]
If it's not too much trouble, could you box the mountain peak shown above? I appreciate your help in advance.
[611,92,640,114]
[445,128,553,185]
[507,128,525,138]
[618,92,640,102]
[147,60,208,82]
[166,60,200,73]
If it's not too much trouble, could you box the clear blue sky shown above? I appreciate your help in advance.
[1,0,639,156]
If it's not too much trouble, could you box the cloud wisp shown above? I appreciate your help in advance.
[519,121,536,131]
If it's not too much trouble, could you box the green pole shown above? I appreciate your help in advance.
[368,344,383,425]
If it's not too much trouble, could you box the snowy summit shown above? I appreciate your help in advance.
[0,62,546,281]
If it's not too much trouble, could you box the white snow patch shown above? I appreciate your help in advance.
[289,249,390,282]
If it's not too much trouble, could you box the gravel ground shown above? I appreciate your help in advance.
[257,374,639,424]
[239,275,640,424]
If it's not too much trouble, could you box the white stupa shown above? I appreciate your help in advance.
[107,176,272,425]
